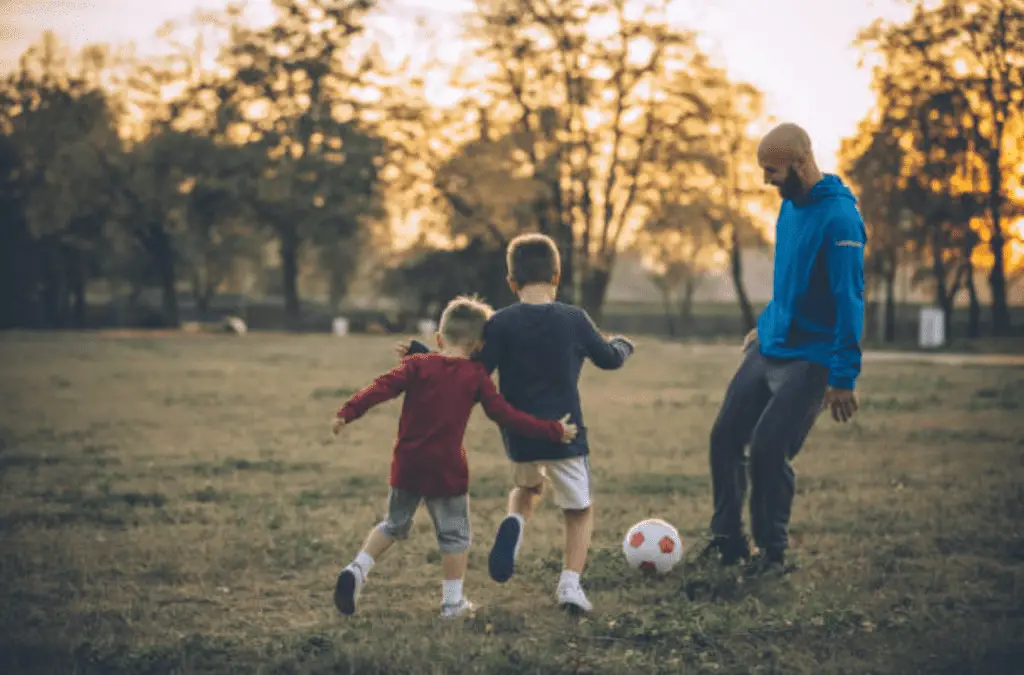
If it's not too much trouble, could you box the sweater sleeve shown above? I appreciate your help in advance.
[577,308,633,370]
[338,360,412,422]
[476,369,564,442]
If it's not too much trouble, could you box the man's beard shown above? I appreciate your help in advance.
[776,166,805,200]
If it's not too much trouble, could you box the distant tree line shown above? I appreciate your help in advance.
[4,0,1018,338]
[0,0,779,333]
[840,0,1024,340]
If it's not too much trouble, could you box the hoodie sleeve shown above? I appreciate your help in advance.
[826,207,867,390]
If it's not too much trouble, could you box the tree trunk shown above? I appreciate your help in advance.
[988,228,1010,335]
[40,240,63,328]
[58,247,73,328]
[928,223,955,340]
[279,224,301,330]
[730,228,755,332]
[152,229,179,328]
[983,113,1011,336]
[884,269,897,343]
[966,257,980,339]
[680,276,698,332]
[71,250,87,329]
[557,223,576,305]
[659,288,676,337]
[192,268,212,321]
[580,267,611,325]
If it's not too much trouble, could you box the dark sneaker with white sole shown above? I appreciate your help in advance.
[333,566,362,616]
[488,516,523,583]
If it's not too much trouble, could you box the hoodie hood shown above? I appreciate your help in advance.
[796,173,857,207]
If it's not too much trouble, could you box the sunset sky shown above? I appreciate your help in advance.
[0,0,916,173]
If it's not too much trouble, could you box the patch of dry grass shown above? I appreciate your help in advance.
[1,333,1022,674]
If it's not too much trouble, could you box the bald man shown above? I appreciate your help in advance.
[701,123,866,576]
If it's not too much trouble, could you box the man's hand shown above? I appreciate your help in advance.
[558,414,578,444]
[331,416,347,435]
[822,387,858,423]
[742,328,757,351]
[393,340,411,361]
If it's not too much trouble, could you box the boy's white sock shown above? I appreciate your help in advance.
[442,579,463,606]
[559,569,580,588]
[352,551,375,581]
[510,513,525,555]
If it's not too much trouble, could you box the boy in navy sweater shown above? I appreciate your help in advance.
[401,233,633,612]
[332,295,577,618]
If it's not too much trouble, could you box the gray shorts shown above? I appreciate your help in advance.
[377,488,471,553]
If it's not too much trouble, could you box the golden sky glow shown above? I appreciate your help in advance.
[0,0,917,173]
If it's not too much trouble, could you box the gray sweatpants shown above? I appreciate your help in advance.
[709,341,829,552]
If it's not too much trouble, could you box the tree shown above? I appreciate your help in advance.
[857,0,1024,335]
[213,0,383,328]
[690,79,771,332]
[460,0,723,322]
[840,116,912,343]
[636,198,722,336]
[0,34,123,328]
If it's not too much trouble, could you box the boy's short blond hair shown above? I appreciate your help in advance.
[506,233,561,287]
[439,295,494,346]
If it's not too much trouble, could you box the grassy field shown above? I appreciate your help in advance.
[1,332,1022,675]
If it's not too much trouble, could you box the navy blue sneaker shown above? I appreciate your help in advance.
[488,516,523,583]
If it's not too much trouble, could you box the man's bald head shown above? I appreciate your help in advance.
[758,123,813,164]
[757,123,822,200]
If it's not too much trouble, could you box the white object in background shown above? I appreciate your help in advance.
[332,317,350,336]
[918,307,945,349]
[223,316,247,335]
[418,319,437,338]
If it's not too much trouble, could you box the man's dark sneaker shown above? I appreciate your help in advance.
[743,548,786,578]
[697,535,751,566]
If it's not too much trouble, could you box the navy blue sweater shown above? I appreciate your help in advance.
[408,301,633,462]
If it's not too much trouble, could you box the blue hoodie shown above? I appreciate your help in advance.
[756,174,866,390]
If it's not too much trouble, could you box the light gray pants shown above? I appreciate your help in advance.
[378,488,471,554]
[709,341,829,552]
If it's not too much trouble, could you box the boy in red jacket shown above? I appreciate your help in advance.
[331,295,576,618]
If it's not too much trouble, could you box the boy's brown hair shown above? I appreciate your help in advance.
[506,233,561,288]
[438,295,494,346]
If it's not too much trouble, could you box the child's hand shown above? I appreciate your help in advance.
[558,414,578,444]
[393,340,411,361]
[332,417,346,435]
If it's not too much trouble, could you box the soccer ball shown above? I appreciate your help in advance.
[622,518,684,574]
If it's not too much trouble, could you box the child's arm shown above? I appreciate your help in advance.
[335,361,412,427]
[402,322,497,375]
[474,319,500,374]
[577,310,634,370]
[405,339,431,356]
[476,372,575,443]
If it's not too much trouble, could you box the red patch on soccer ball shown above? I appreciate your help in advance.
[639,561,657,573]
[629,532,645,547]
[658,536,675,554]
